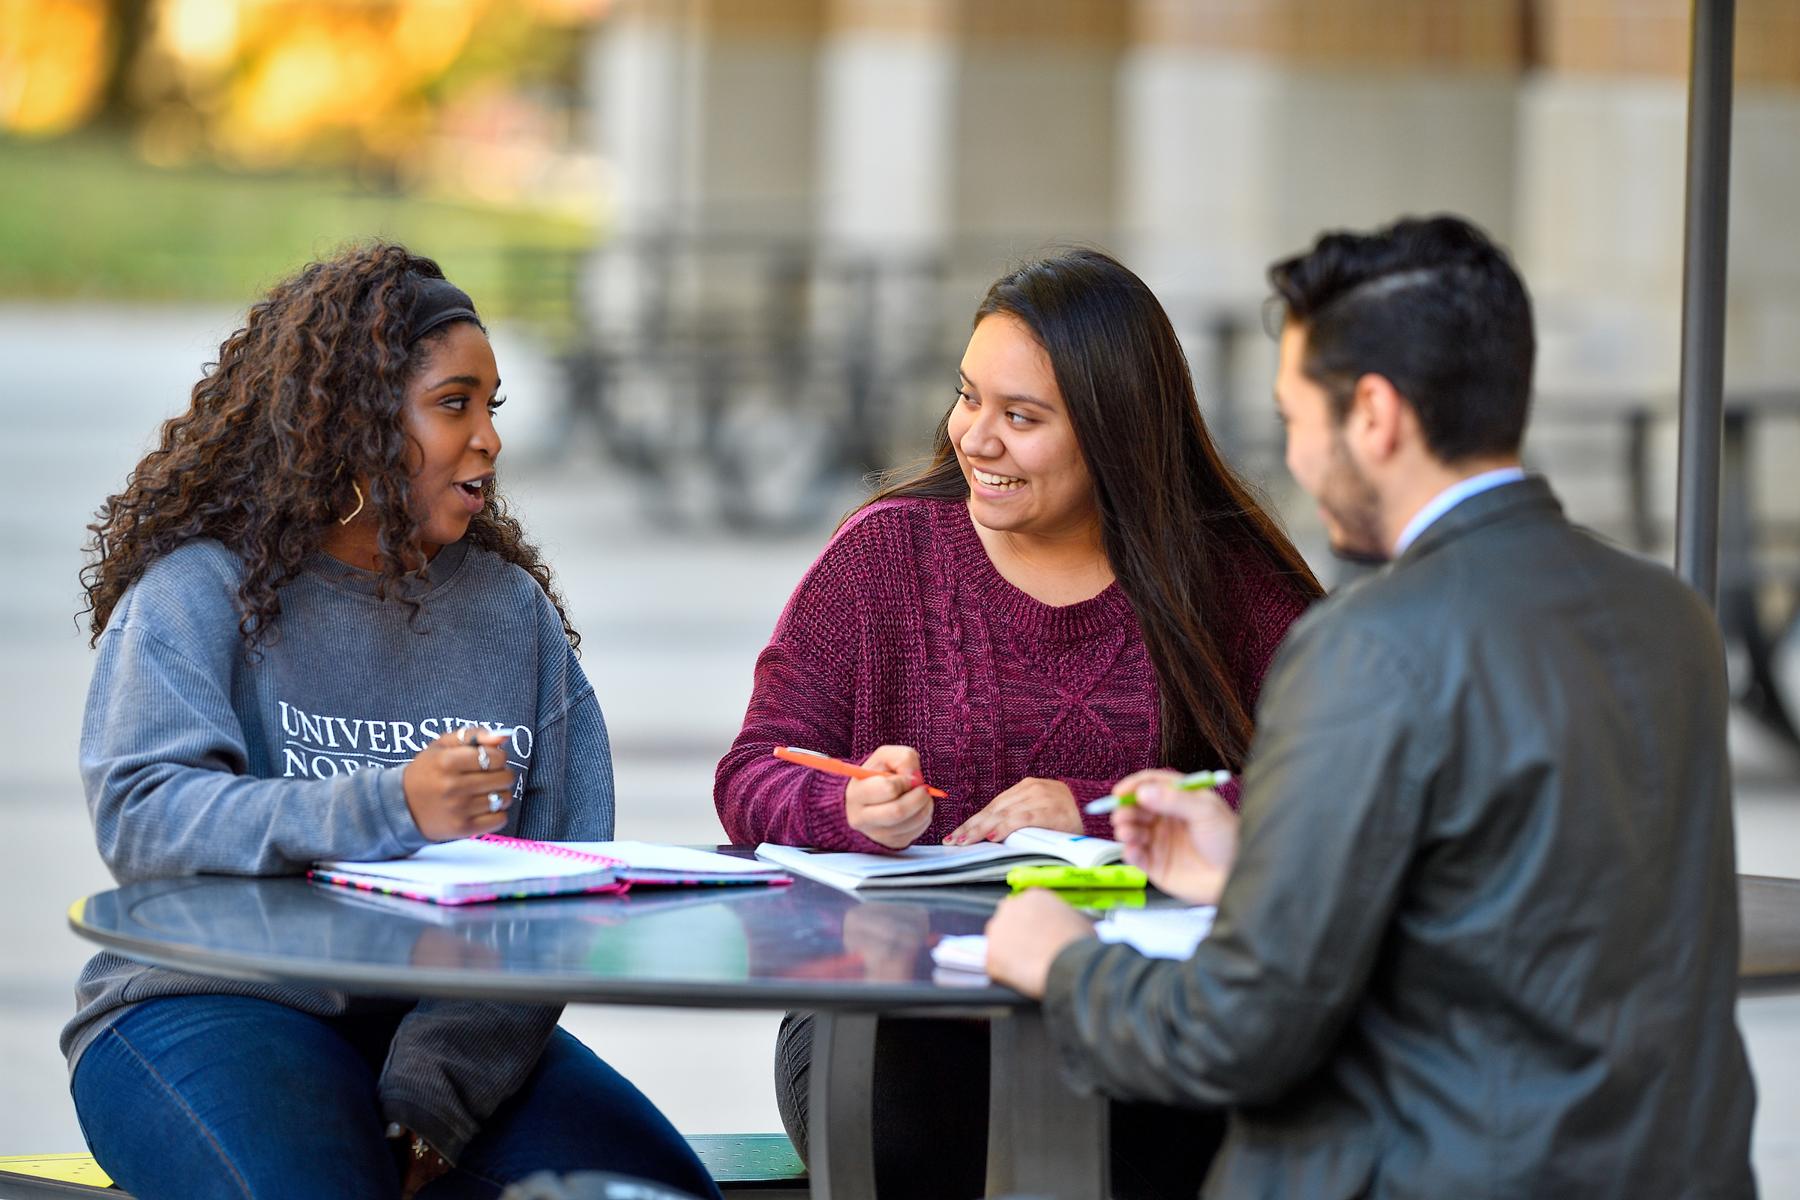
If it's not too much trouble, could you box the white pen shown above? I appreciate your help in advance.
[455,725,521,748]
[1083,769,1232,815]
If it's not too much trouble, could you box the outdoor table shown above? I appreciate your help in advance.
[66,867,1105,1200]
[1740,874,1800,994]
[68,868,1800,1199]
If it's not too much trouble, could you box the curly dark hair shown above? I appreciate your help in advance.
[80,241,580,652]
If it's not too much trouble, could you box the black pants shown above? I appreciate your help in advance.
[774,1011,1223,1200]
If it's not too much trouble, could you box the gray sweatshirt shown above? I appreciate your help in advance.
[64,537,614,1161]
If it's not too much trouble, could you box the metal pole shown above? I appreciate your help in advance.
[808,1011,878,1200]
[1673,0,1736,606]
[986,1009,1110,1199]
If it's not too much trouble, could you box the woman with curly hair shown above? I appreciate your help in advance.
[64,243,720,1200]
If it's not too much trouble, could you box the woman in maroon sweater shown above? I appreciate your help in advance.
[715,248,1323,1198]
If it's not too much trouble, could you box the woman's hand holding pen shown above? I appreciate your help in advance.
[402,727,518,842]
[1110,768,1240,905]
[845,744,934,849]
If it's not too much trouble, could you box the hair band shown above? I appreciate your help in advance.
[404,274,480,345]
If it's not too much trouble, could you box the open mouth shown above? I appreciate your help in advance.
[973,468,1026,492]
[453,474,493,515]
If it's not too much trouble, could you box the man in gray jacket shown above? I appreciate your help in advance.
[986,215,1757,1198]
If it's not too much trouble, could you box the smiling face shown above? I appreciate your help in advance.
[948,313,1097,543]
[402,320,504,555]
[1275,322,1386,561]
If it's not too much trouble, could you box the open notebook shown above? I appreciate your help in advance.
[560,841,790,888]
[312,837,788,906]
[312,835,624,906]
[311,835,627,906]
[755,827,1124,890]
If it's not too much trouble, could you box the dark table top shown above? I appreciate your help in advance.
[67,870,1028,1011]
[68,869,1800,1009]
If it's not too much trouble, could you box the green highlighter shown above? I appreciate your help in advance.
[1054,888,1147,912]
[1006,864,1148,890]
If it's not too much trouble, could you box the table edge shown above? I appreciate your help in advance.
[66,902,1027,1012]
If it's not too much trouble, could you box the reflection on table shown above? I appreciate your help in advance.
[69,868,1105,1200]
[69,873,1022,1008]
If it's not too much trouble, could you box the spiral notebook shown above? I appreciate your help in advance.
[310,834,626,906]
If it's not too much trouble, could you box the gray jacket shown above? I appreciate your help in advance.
[1044,478,1756,1198]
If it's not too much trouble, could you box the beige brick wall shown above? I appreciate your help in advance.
[1130,0,1524,69]
[1536,0,1799,87]
[1535,0,1689,77]
[955,0,1128,45]
[616,0,1798,87]
[611,0,828,38]
[1126,0,1796,86]
[703,0,828,38]
[1735,1,1800,87]
[825,0,955,37]
[645,0,1132,44]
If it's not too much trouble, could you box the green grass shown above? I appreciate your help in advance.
[0,134,597,325]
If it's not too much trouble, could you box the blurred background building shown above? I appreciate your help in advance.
[3,0,1799,1188]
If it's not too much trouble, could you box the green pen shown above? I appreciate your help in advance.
[1083,769,1232,815]
[1006,864,1149,890]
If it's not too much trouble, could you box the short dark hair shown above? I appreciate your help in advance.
[1267,214,1535,462]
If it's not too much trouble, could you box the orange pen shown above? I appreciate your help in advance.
[771,746,949,798]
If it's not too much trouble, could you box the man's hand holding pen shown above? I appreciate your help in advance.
[1109,768,1240,906]
[986,767,1242,996]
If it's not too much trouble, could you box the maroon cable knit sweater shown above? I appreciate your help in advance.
[714,497,1311,853]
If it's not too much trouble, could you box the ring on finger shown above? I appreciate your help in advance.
[486,792,505,814]
[476,745,491,771]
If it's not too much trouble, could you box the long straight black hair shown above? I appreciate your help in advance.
[863,248,1322,770]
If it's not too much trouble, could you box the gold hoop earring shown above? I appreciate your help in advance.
[337,479,366,526]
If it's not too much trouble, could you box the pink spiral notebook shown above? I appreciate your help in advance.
[310,834,627,906]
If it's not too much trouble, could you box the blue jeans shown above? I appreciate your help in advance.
[71,996,721,1200]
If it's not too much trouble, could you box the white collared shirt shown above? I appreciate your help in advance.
[1392,467,1527,558]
